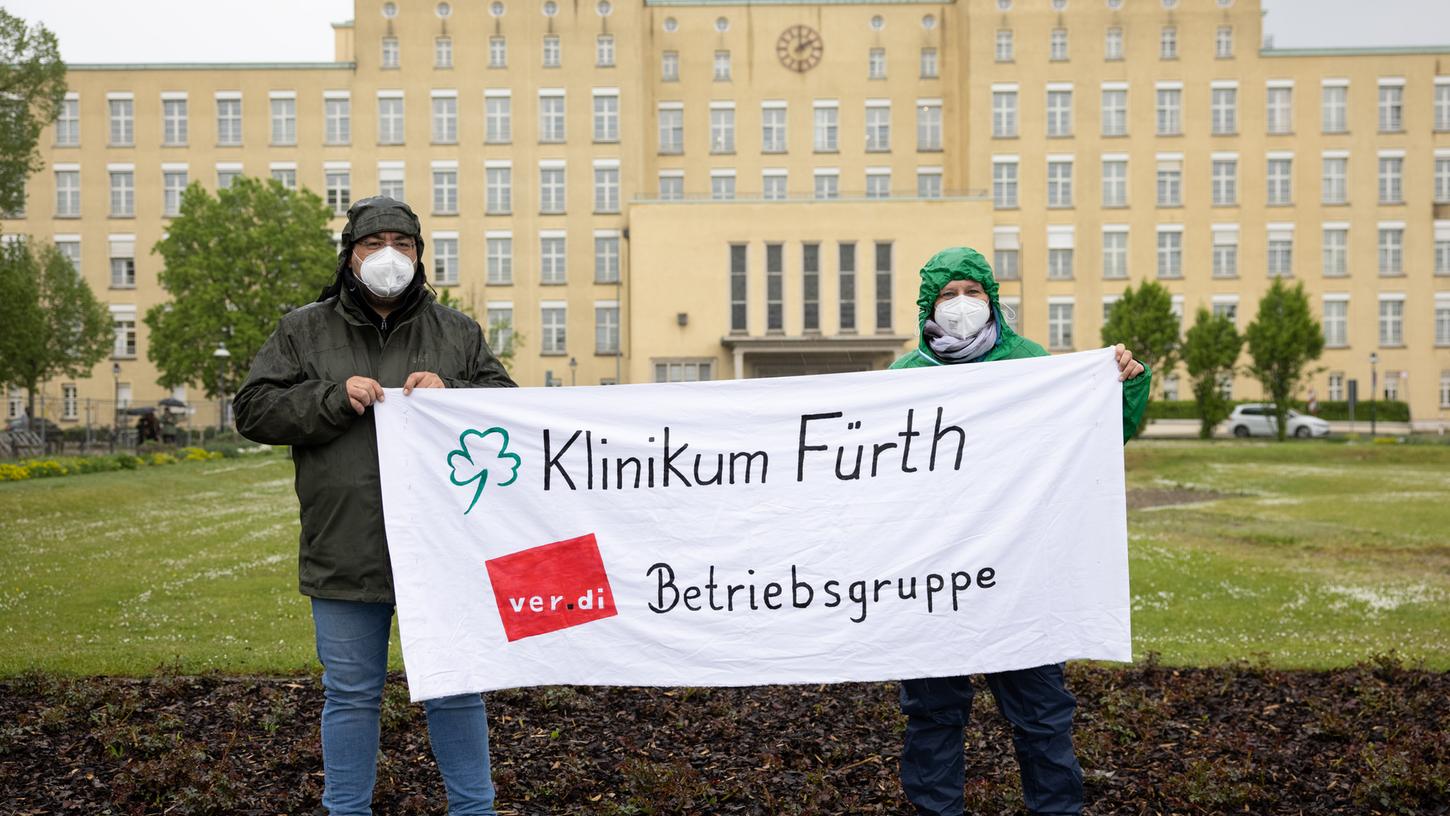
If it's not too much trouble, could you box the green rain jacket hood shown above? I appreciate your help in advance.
[889,246,1152,443]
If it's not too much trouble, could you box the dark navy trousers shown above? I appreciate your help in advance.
[899,664,1083,816]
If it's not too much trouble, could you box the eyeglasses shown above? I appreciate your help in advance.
[358,237,418,252]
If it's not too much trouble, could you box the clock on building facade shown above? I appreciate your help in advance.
[776,24,823,72]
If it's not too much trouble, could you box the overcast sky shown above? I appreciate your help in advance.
[6,0,1449,63]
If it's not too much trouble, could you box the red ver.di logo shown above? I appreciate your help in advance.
[485,533,618,642]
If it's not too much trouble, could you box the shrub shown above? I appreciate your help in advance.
[22,459,68,479]
[113,454,142,470]
[0,463,30,481]
[180,447,222,462]
[147,453,178,466]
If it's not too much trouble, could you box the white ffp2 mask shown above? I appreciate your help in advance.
[934,295,992,339]
[354,245,415,298]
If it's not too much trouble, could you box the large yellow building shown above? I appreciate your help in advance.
[6,0,1450,429]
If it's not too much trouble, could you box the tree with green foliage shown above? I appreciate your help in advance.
[1181,307,1244,439]
[145,177,337,398]
[1101,280,1182,401]
[0,9,67,215]
[1244,279,1324,441]
[0,240,113,418]
[436,288,520,369]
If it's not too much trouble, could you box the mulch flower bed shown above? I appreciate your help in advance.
[2,657,1446,815]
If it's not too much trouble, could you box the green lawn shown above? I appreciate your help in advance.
[1,442,1446,675]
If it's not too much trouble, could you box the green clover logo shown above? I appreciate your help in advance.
[447,427,521,514]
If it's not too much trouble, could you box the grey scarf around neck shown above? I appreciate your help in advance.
[924,318,999,364]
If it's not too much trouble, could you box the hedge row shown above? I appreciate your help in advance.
[0,447,226,482]
[1146,399,1411,422]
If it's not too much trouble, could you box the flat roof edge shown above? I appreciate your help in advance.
[1261,45,1450,57]
[66,62,357,71]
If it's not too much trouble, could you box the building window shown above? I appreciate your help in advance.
[1322,84,1348,133]
[1156,87,1181,135]
[868,48,886,80]
[484,165,511,214]
[216,96,242,145]
[109,239,135,289]
[162,97,188,146]
[917,169,942,199]
[381,36,399,68]
[866,170,891,199]
[1437,157,1450,204]
[162,169,187,217]
[1378,155,1403,204]
[1048,302,1074,350]
[595,235,620,283]
[541,305,567,354]
[662,51,679,81]
[270,95,296,145]
[874,241,893,333]
[1267,229,1293,278]
[486,234,512,284]
[539,165,565,213]
[378,95,405,144]
[1157,229,1183,278]
[763,171,788,201]
[917,102,942,151]
[325,96,351,144]
[761,243,783,332]
[1212,229,1238,278]
[714,50,731,81]
[1437,299,1450,346]
[1323,227,1348,277]
[710,105,735,153]
[1378,226,1403,276]
[1322,155,1348,204]
[920,48,938,79]
[658,105,683,154]
[57,239,80,272]
[108,98,134,146]
[1328,372,1345,400]
[711,171,736,201]
[596,35,615,67]
[1102,229,1128,279]
[838,242,856,332]
[1267,157,1293,205]
[993,159,1018,209]
[1046,89,1072,137]
[55,169,80,217]
[814,103,838,151]
[761,104,787,153]
[595,303,620,354]
[543,35,561,68]
[1441,372,1450,408]
[56,95,80,146]
[61,384,78,420]
[1104,27,1123,61]
[432,168,458,214]
[486,305,513,354]
[1156,158,1182,207]
[866,104,891,151]
[109,170,134,217]
[1436,81,1450,131]
[594,166,620,213]
[1101,87,1127,136]
[1212,157,1237,205]
[539,92,566,142]
[489,36,507,68]
[1048,246,1073,281]
[655,361,713,383]
[593,93,619,142]
[433,36,453,69]
[1050,28,1068,61]
[1438,225,1450,275]
[729,244,748,333]
[326,170,350,215]
[1160,26,1177,59]
[540,234,567,284]
[1378,82,1404,132]
[1211,86,1237,134]
[433,236,458,285]
[658,172,683,201]
[1102,158,1127,207]
[485,94,511,143]
[1046,159,1073,208]
[425,94,456,143]
[996,29,1014,62]
[802,242,820,332]
[376,163,401,200]
[112,312,136,358]
[1215,25,1233,58]
[1266,85,1293,134]
[1378,298,1403,346]
[993,88,1018,138]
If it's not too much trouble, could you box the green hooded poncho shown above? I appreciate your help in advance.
[889,247,1152,443]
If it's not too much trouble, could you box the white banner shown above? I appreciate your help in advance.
[375,348,1131,700]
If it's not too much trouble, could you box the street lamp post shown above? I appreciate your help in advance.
[569,356,577,386]
[212,342,232,434]
[111,362,121,453]
[1369,352,1379,438]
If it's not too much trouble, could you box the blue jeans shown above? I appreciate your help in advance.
[311,598,498,816]
[899,664,1083,815]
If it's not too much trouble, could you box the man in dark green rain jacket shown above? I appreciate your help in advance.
[889,247,1150,816]
[234,197,514,816]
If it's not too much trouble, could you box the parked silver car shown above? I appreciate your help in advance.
[1225,403,1332,438]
